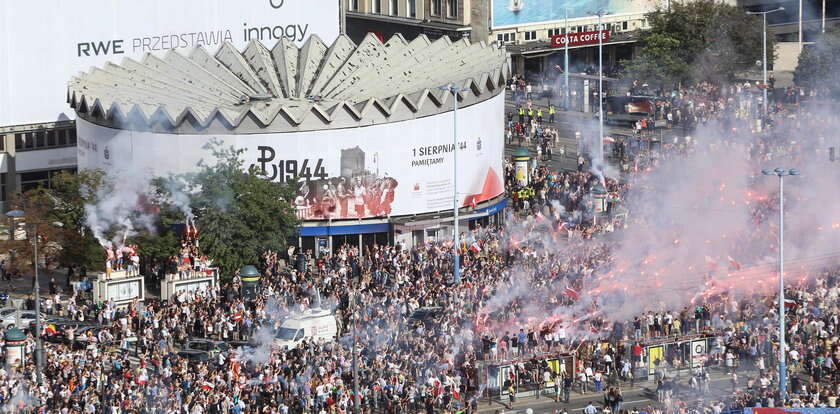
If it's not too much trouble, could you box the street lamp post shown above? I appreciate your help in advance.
[747,7,784,122]
[5,210,61,387]
[564,7,570,110]
[351,289,360,414]
[799,0,803,46]
[589,9,607,165]
[761,167,800,403]
[440,84,464,284]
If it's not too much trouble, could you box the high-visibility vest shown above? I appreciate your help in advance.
[519,108,525,115]
[528,109,534,116]
[537,109,543,117]
[549,106,556,115]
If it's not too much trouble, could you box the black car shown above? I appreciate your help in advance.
[177,349,212,362]
[408,306,443,322]
[184,339,230,356]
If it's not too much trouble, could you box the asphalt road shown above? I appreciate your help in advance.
[501,90,680,174]
[478,368,758,414]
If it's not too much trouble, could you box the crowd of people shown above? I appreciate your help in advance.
[0,75,836,414]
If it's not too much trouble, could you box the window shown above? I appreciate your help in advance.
[20,170,50,193]
[350,0,359,11]
[623,21,628,30]
[407,0,416,17]
[11,128,75,151]
[19,168,75,194]
[0,174,5,203]
[390,0,398,15]
[0,135,4,152]
[446,0,457,18]
[431,0,442,16]
[524,31,537,41]
[372,0,381,13]
[497,34,504,42]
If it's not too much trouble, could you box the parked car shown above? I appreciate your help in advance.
[1,310,40,329]
[184,339,230,357]
[177,349,212,362]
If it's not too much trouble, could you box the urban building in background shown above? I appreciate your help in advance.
[0,0,340,210]
[67,36,509,253]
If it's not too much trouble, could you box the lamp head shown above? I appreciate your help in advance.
[788,169,800,176]
[774,168,785,174]
[761,169,774,176]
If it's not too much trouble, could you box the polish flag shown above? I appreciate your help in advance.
[563,287,580,300]
[201,381,215,390]
[704,256,719,270]
[469,241,482,253]
[754,409,800,414]
[727,256,742,271]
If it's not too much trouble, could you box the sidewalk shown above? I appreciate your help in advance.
[478,368,754,413]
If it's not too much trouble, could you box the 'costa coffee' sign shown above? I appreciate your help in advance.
[550,30,610,47]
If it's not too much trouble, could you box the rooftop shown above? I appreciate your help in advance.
[68,33,509,134]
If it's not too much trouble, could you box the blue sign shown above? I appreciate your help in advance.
[492,0,648,29]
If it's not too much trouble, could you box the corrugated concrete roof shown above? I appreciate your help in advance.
[68,33,510,134]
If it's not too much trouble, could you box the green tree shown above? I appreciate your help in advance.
[621,33,691,89]
[623,0,770,87]
[20,170,107,272]
[188,144,298,278]
[794,28,840,96]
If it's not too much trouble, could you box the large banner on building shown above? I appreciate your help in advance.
[0,0,339,127]
[76,94,505,220]
[491,0,657,29]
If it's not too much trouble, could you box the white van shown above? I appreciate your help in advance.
[274,309,338,349]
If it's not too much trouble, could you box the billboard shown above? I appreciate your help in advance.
[491,0,657,29]
[0,0,339,127]
[76,94,505,220]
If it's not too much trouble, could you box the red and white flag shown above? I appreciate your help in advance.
[469,241,482,253]
[201,381,215,390]
[727,256,742,271]
[704,255,719,270]
[563,287,580,300]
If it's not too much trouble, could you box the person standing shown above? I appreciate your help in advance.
[563,374,573,403]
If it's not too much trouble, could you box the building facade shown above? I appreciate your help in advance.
[344,0,490,43]
[0,122,79,209]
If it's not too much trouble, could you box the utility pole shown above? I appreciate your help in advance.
[597,10,605,165]
[564,7,570,110]
[799,0,804,45]
[352,288,360,414]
